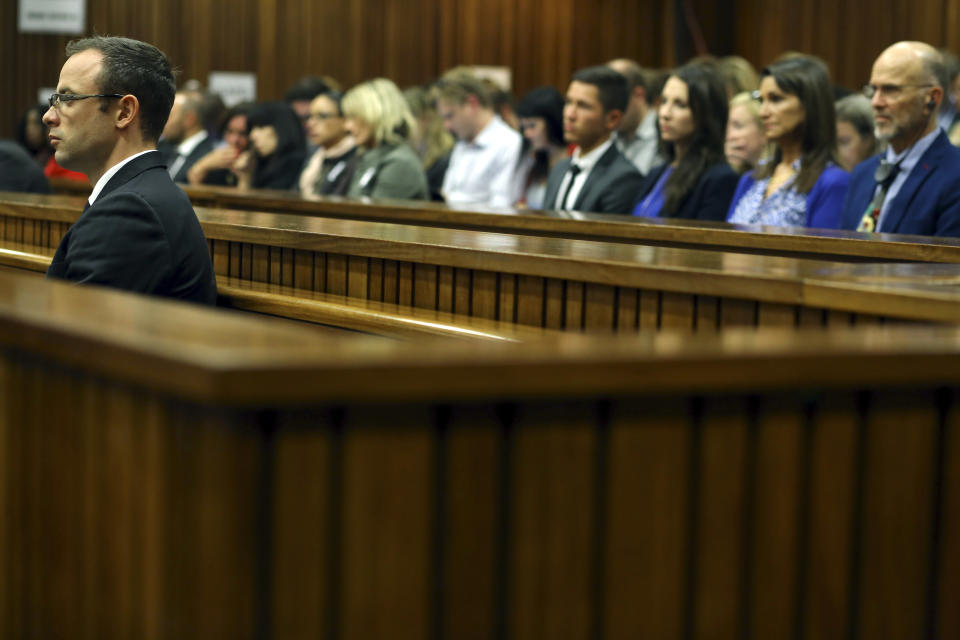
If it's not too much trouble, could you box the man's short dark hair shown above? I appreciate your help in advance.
[65,36,177,143]
[571,66,629,114]
[284,76,331,103]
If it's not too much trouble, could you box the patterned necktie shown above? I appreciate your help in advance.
[857,159,901,233]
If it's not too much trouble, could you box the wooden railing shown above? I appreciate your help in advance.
[1,268,958,639]
[4,193,960,333]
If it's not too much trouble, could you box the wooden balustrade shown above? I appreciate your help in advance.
[1,269,959,639]
[4,193,960,334]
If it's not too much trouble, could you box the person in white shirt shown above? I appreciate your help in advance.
[158,90,215,183]
[433,68,523,208]
[607,58,663,175]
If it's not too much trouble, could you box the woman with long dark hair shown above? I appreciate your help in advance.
[632,62,739,220]
[233,101,306,190]
[727,56,849,228]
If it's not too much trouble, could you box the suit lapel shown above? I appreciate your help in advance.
[544,158,572,209]
[881,133,947,233]
[97,150,166,201]
[573,145,616,210]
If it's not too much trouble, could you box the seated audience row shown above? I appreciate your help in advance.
[10,39,960,238]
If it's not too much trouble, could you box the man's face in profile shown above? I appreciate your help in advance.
[43,49,117,176]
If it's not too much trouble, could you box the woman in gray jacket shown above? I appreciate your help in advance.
[343,78,429,200]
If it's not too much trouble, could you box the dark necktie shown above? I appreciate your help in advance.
[556,164,582,210]
[857,159,901,233]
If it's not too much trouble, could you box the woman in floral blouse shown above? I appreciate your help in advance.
[727,56,849,229]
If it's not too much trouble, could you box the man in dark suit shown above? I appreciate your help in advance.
[841,41,960,237]
[0,140,51,194]
[158,90,217,184]
[543,66,644,215]
[42,36,217,304]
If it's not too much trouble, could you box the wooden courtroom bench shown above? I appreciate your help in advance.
[48,180,960,264]
[1,268,958,639]
[4,193,960,333]
[0,246,556,342]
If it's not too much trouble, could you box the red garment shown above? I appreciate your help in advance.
[44,156,88,182]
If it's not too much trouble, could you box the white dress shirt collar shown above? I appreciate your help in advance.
[88,149,157,206]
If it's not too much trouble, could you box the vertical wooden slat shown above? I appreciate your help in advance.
[661,292,695,332]
[252,245,270,283]
[472,270,498,320]
[509,402,597,640]
[939,392,960,639]
[437,266,454,313]
[443,405,501,639]
[635,289,658,331]
[212,240,229,277]
[347,255,369,299]
[340,406,434,640]
[564,281,585,331]
[454,268,472,316]
[293,249,313,290]
[280,247,294,287]
[720,298,757,329]
[605,398,691,640]
[748,395,804,638]
[413,263,438,310]
[544,278,565,330]
[383,260,399,304]
[241,243,253,281]
[327,253,347,296]
[858,391,938,639]
[272,410,335,638]
[583,283,615,332]
[368,258,385,302]
[398,262,414,307]
[695,295,719,332]
[692,397,749,640]
[802,392,860,640]
[515,275,544,328]
[498,273,516,323]
[615,287,638,333]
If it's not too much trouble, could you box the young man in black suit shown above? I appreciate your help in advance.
[42,36,217,304]
[543,66,644,215]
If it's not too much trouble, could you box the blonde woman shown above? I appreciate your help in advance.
[725,91,767,173]
[343,78,428,200]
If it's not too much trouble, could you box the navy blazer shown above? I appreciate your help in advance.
[0,140,51,194]
[634,161,739,221]
[543,143,644,215]
[46,151,218,304]
[840,129,960,237]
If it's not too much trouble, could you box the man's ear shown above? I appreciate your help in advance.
[605,108,623,131]
[115,94,139,131]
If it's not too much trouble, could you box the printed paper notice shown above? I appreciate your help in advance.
[208,72,257,107]
[19,0,86,34]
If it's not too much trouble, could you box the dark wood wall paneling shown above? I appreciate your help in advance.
[6,0,960,140]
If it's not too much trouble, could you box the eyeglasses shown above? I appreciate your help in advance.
[862,83,933,99]
[307,112,339,120]
[47,92,125,109]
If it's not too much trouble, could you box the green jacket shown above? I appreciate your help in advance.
[347,143,429,200]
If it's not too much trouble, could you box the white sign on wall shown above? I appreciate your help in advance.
[208,72,257,107]
[19,0,86,34]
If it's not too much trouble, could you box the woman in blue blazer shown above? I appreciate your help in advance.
[633,62,739,221]
[727,56,849,229]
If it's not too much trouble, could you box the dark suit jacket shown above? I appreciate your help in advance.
[46,151,218,304]
[634,162,739,221]
[160,134,217,184]
[840,130,960,236]
[543,143,644,214]
[0,140,51,194]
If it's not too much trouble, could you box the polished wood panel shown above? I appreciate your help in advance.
[8,0,960,143]
[6,197,960,339]
[4,271,960,637]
